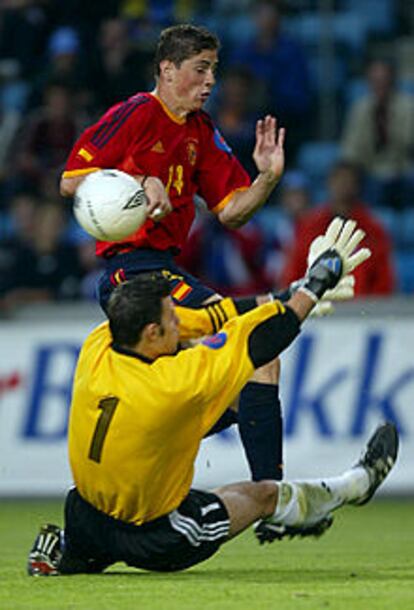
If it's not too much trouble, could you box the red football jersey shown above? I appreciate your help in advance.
[63,93,251,256]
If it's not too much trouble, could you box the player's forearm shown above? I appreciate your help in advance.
[60,173,146,198]
[247,303,301,369]
[217,171,278,228]
[285,290,316,321]
[247,290,317,370]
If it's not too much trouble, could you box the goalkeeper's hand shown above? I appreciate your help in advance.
[309,229,356,316]
[300,217,371,302]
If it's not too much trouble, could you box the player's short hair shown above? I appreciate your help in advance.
[108,272,171,347]
[154,24,219,76]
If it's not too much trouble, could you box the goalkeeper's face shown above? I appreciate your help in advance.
[161,49,218,113]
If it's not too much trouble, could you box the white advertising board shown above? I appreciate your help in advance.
[0,315,413,496]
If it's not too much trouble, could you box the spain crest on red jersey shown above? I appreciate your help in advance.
[186,139,198,166]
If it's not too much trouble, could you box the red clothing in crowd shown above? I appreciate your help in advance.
[281,203,395,296]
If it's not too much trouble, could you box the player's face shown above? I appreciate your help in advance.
[157,296,180,354]
[167,49,218,112]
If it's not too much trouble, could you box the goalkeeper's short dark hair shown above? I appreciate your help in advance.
[108,272,171,347]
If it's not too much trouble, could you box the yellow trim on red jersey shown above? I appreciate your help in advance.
[150,92,186,125]
[211,186,250,214]
[62,167,101,178]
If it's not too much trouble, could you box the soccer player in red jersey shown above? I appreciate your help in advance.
[59,24,342,543]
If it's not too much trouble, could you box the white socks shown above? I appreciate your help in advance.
[317,467,370,504]
[272,467,370,527]
[272,482,303,526]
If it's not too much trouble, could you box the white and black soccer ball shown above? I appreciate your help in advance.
[73,169,147,241]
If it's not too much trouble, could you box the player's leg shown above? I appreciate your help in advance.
[27,524,63,576]
[213,480,278,538]
[27,423,398,575]
[238,360,283,481]
[197,291,284,482]
[215,421,399,539]
[96,249,201,313]
[28,488,114,576]
[259,421,399,532]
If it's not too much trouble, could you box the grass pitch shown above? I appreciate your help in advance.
[1,498,414,610]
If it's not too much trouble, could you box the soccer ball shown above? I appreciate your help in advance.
[73,169,147,241]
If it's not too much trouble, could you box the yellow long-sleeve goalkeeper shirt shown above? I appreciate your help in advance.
[68,300,287,525]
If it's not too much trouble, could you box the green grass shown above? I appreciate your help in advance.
[1,499,414,610]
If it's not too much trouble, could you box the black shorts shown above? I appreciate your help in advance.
[97,249,216,312]
[60,487,230,574]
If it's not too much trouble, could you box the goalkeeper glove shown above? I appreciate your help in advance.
[285,274,355,316]
[300,217,371,302]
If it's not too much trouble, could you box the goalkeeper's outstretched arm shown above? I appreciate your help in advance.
[176,218,371,341]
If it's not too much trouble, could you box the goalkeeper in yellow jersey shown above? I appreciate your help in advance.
[103,220,360,547]
[27,219,398,575]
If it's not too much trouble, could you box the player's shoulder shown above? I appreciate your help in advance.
[82,321,112,354]
[101,92,153,121]
[190,109,235,154]
[128,92,154,108]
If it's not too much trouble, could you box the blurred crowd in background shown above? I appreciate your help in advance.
[1,0,414,312]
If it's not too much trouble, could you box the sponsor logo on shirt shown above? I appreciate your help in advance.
[151,140,165,153]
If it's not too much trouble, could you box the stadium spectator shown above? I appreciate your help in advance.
[341,58,414,208]
[45,0,119,31]
[1,190,37,244]
[77,237,104,301]
[30,26,93,114]
[228,0,312,164]
[276,170,312,250]
[281,161,396,296]
[0,95,22,198]
[88,18,153,112]
[210,66,263,177]
[12,81,81,197]
[265,170,312,290]
[0,0,50,79]
[0,191,36,292]
[120,0,197,24]
[27,271,398,575]
[279,171,311,224]
[177,211,273,297]
[0,199,85,312]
